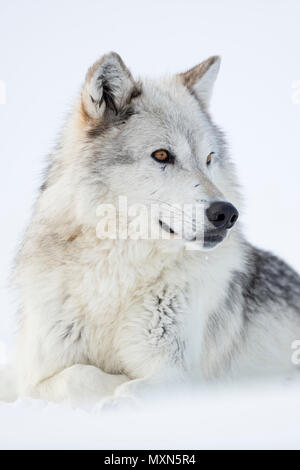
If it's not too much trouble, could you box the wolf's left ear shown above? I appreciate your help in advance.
[179,56,221,108]
[81,52,139,121]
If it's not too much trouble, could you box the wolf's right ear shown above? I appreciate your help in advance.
[81,52,138,121]
[179,56,221,108]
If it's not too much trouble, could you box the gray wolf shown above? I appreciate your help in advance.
[1,52,300,406]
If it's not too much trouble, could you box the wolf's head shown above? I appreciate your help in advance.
[59,52,242,250]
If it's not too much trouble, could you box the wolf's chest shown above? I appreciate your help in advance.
[89,288,208,382]
[74,255,192,375]
[71,241,214,377]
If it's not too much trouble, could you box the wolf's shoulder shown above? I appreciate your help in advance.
[231,244,300,317]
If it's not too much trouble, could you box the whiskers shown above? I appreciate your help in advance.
[144,197,205,234]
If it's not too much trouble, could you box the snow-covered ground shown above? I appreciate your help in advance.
[1,380,300,450]
[0,0,300,450]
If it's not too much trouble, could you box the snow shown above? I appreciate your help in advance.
[1,380,300,450]
[0,0,300,450]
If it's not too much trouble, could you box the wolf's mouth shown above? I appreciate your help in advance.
[159,219,176,235]
[204,229,226,249]
[158,222,227,249]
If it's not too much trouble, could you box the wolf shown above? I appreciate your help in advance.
[2,52,300,406]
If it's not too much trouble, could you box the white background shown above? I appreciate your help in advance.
[0,0,299,449]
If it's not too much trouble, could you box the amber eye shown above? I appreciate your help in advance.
[206,152,215,166]
[151,149,174,164]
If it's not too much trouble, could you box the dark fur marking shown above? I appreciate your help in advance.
[39,159,54,192]
[40,181,47,192]
[86,106,137,139]
[202,245,300,375]
[62,323,74,340]
[148,289,185,364]
[62,322,83,343]
[87,122,110,138]
[128,84,142,103]
[86,83,142,140]
[227,245,300,321]
[76,328,83,342]
[98,74,118,115]
[246,247,300,315]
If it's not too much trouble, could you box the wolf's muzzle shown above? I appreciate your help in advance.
[206,201,239,230]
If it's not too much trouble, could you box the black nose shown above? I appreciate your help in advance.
[206,201,239,229]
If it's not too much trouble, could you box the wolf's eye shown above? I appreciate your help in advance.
[206,152,215,166]
[151,149,174,164]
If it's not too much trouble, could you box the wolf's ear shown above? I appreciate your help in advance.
[179,56,221,108]
[81,52,138,121]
